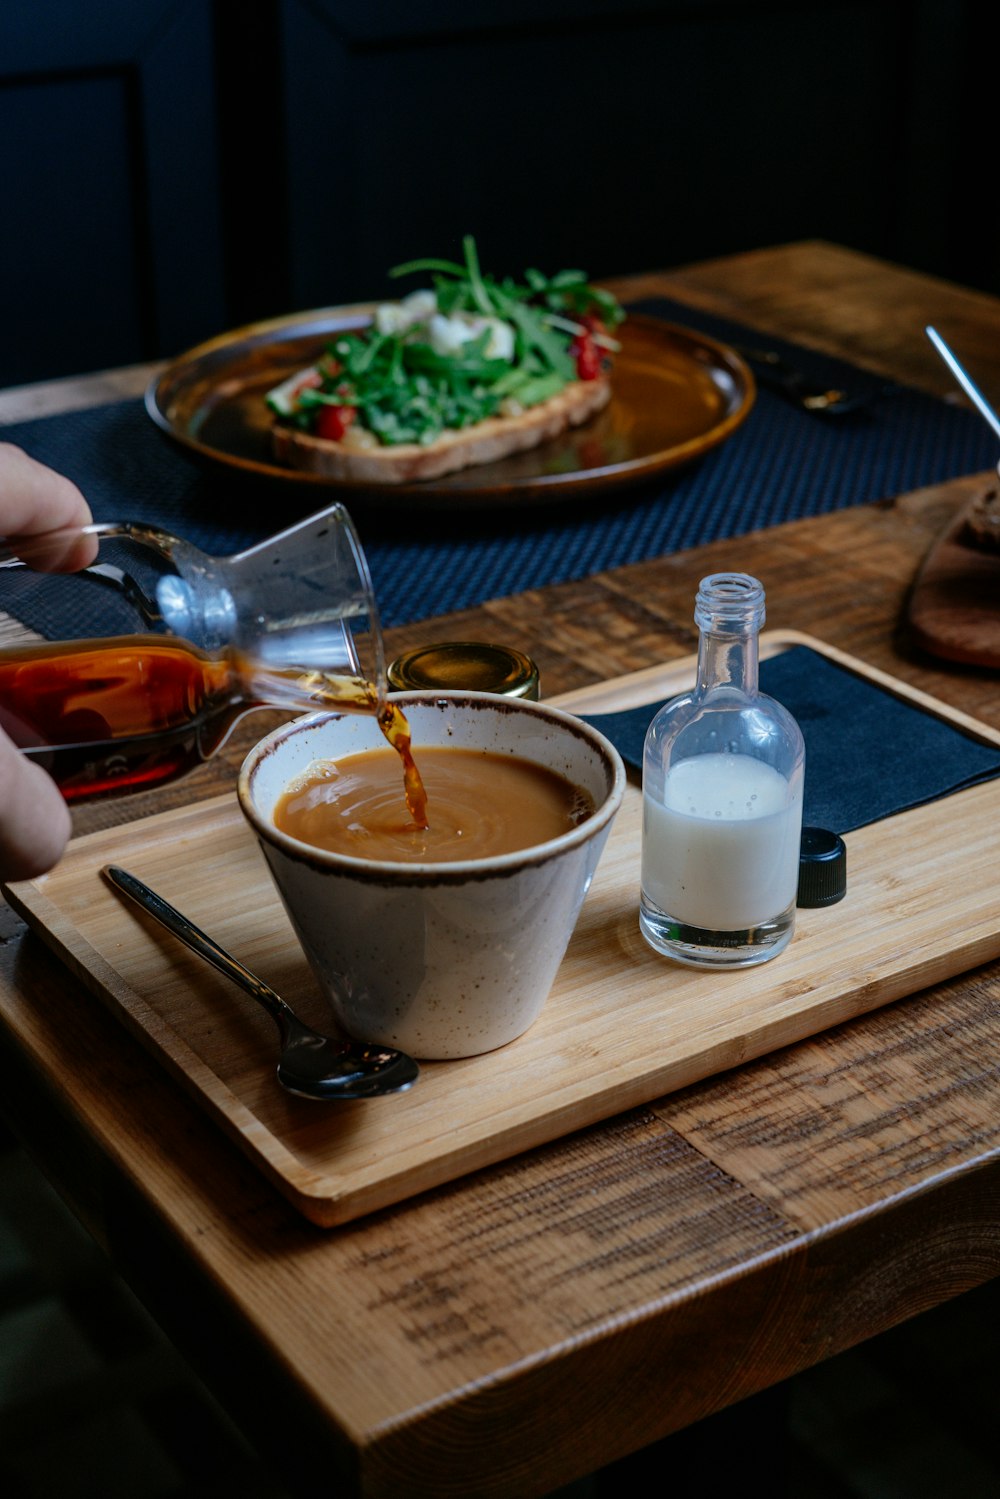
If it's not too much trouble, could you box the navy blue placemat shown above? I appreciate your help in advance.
[1,297,995,635]
[581,645,1000,834]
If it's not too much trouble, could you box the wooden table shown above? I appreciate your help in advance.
[3,242,1000,1497]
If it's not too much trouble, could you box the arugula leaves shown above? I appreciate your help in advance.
[280,236,623,448]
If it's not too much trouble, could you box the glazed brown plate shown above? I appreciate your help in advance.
[145,307,755,508]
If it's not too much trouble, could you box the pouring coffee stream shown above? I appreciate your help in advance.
[0,503,429,824]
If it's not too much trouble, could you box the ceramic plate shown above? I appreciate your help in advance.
[145,307,755,509]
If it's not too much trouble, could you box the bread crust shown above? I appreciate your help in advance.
[271,376,612,483]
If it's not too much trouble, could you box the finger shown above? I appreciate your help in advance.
[0,442,96,569]
[0,731,72,881]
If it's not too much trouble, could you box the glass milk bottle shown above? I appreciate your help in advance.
[640,573,804,967]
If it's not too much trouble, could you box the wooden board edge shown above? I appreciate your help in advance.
[27,627,1000,868]
[1,870,348,1219]
[295,915,1000,1227]
[8,631,1000,1227]
[550,630,1000,748]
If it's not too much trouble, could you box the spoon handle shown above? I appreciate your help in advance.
[925,325,1000,442]
[102,865,289,1031]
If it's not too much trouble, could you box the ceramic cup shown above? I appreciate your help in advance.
[238,692,625,1060]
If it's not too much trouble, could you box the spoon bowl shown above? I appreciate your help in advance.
[102,865,419,1100]
[732,343,895,417]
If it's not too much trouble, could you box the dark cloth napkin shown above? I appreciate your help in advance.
[581,645,1000,834]
[1,298,997,637]
[0,542,168,641]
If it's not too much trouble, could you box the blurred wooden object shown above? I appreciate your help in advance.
[3,243,1000,1498]
[907,481,1000,666]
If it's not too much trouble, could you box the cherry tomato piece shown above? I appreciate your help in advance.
[314,404,357,441]
[572,332,602,381]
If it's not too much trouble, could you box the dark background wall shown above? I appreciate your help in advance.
[1,0,994,389]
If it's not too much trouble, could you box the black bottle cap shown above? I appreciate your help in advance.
[797,826,848,907]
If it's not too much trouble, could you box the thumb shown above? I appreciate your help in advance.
[0,732,72,882]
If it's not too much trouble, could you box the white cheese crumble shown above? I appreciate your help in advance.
[373,290,515,362]
[428,313,514,361]
[374,288,438,335]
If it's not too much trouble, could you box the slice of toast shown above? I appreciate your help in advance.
[271,376,612,484]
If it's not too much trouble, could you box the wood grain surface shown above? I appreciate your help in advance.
[3,242,1000,1497]
[9,633,1000,1229]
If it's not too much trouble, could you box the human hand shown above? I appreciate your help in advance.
[1,443,94,880]
[1,440,96,569]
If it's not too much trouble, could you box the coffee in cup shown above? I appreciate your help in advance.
[238,693,625,1059]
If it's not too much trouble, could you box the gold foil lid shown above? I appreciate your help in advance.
[387,641,540,700]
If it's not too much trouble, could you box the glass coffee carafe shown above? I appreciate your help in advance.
[0,503,391,803]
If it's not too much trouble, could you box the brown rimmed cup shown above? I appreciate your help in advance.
[238,692,625,1059]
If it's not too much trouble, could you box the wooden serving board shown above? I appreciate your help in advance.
[7,630,1000,1228]
[907,482,1000,666]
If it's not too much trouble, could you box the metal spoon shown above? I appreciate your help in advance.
[925,325,1000,443]
[733,343,892,416]
[102,865,418,1100]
